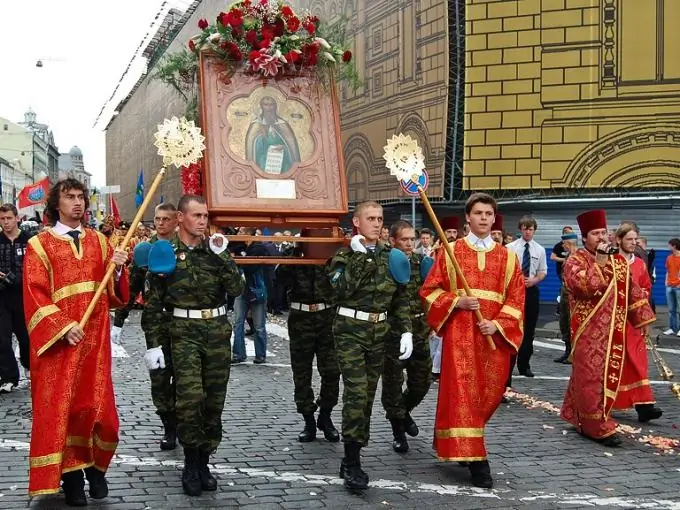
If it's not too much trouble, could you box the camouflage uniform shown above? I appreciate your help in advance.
[328,244,411,446]
[277,264,340,415]
[144,236,244,453]
[381,252,432,423]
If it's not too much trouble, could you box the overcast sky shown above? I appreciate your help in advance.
[0,0,188,187]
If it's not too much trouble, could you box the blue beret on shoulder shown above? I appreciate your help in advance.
[388,248,411,285]
[420,255,435,280]
[132,241,153,268]
[148,240,176,275]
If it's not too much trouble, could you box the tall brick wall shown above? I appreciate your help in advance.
[464,0,680,191]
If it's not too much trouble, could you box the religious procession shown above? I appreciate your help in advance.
[1,0,680,509]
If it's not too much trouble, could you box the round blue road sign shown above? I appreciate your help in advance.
[400,169,429,196]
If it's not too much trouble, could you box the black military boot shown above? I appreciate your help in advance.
[84,466,108,499]
[298,414,317,442]
[339,441,368,490]
[198,449,218,491]
[403,412,419,437]
[182,448,202,496]
[317,408,340,442]
[389,418,409,453]
[159,412,177,451]
[62,470,87,507]
[636,403,663,423]
[469,460,493,489]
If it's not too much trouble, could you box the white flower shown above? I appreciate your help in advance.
[315,37,331,49]
[288,34,300,41]
[322,52,336,62]
[208,32,221,43]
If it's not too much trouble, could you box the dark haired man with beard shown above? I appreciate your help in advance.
[23,179,130,506]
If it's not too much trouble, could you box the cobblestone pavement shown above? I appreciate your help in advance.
[2,311,680,509]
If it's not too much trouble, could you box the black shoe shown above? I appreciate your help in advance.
[298,414,317,442]
[62,470,87,507]
[317,408,340,442]
[231,356,246,364]
[596,434,622,447]
[198,449,218,491]
[253,356,266,364]
[340,442,368,490]
[553,354,568,363]
[501,395,509,404]
[469,460,493,489]
[159,413,177,451]
[636,404,663,423]
[84,466,108,499]
[245,329,254,337]
[519,369,535,378]
[389,418,409,453]
[182,448,202,496]
[403,413,419,437]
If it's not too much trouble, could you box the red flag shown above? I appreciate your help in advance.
[17,178,50,209]
[110,196,121,227]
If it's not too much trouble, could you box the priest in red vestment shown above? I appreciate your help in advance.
[23,179,129,506]
[561,210,655,447]
[612,222,662,420]
[420,193,525,489]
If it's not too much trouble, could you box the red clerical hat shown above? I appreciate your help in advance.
[491,213,503,232]
[576,209,607,237]
[440,216,460,231]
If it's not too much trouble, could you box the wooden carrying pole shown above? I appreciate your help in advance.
[79,168,167,328]
[417,185,496,350]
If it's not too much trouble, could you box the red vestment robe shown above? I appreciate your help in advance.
[23,228,129,496]
[561,249,655,440]
[420,239,525,461]
[613,256,656,409]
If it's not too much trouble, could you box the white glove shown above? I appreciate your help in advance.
[209,233,228,255]
[144,346,166,370]
[350,234,367,253]
[110,325,122,345]
[399,332,414,360]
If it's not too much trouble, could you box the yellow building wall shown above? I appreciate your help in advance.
[464,0,680,190]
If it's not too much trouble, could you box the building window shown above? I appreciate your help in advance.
[619,0,680,84]
[372,26,383,55]
[373,70,383,97]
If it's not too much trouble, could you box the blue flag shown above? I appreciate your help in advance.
[135,170,144,208]
[159,195,164,204]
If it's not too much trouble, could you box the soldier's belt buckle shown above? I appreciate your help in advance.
[309,304,318,312]
[368,312,380,323]
[201,309,212,319]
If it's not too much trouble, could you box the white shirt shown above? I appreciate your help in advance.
[465,232,494,250]
[507,238,548,277]
[52,221,83,236]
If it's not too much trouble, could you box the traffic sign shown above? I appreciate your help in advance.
[400,169,429,196]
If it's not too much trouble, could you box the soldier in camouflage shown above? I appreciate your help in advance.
[113,203,179,450]
[144,195,244,497]
[328,201,413,491]
[381,220,432,453]
[276,228,340,443]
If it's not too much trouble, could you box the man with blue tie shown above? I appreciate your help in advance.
[506,217,547,378]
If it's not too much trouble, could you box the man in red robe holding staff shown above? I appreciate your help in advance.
[561,210,656,447]
[420,192,525,489]
[23,178,129,506]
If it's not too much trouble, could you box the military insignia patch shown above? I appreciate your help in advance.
[179,252,186,261]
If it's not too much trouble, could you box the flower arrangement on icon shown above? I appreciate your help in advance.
[188,0,355,82]
[180,160,203,196]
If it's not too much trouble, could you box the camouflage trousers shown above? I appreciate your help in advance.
[144,323,175,416]
[333,314,389,446]
[288,308,340,415]
[171,315,232,451]
[382,319,432,420]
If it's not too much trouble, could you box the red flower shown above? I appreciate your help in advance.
[261,24,275,40]
[198,18,209,30]
[243,0,251,5]
[281,5,294,18]
[275,18,285,36]
[287,16,300,32]
[342,50,352,62]
[306,53,318,66]
[245,29,258,45]
[217,12,228,26]
[260,0,267,4]
[303,42,319,55]
[231,26,244,39]
[248,50,260,63]
[285,50,300,63]
[228,8,244,27]
[304,22,315,35]
[309,15,320,24]
[258,38,272,49]
[188,39,196,51]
